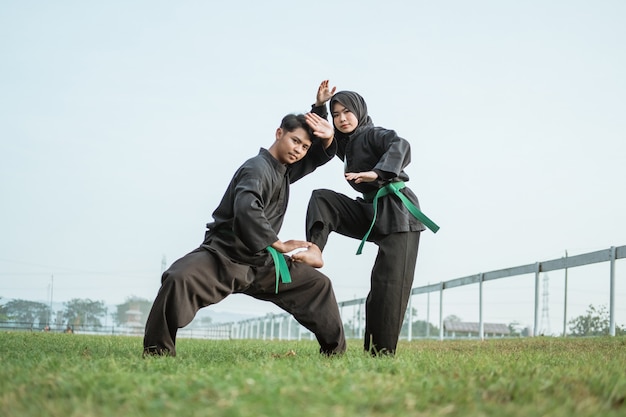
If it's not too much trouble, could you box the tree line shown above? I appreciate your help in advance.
[0,296,622,336]
[0,296,154,330]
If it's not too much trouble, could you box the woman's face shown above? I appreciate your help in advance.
[331,102,359,134]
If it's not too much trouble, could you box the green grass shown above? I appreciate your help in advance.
[1,332,625,417]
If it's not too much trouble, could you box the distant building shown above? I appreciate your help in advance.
[124,304,144,335]
[444,321,511,338]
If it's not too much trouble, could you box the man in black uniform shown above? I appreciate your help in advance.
[143,111,346,356]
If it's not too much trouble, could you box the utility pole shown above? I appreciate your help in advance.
[49,274,54,325]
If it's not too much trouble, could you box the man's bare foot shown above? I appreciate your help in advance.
[291,244,324,268]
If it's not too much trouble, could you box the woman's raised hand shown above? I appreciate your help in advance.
[316,79,336,106]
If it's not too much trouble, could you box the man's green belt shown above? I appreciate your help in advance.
[214,227,291,293]
[266,246,291,293]
[357,181,440,255]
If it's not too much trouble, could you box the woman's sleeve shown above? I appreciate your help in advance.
[373,129,411,180]
[311,103,329,119]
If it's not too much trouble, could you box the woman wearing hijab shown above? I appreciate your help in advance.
[293,80,439,356]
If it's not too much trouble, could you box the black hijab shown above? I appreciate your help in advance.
[330,91,374,141]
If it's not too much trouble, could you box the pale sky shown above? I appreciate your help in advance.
[1,1,625,333]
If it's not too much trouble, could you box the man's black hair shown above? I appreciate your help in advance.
[280,114,316,143]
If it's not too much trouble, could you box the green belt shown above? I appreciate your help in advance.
[357,181,440,255]
[266,246,292,293]
[214,228,292,293]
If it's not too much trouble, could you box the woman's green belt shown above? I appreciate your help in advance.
[357,181,440,255]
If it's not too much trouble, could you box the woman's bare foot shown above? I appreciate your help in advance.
[291,244,324,268]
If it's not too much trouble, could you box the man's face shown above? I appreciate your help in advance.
[272,127,312,164]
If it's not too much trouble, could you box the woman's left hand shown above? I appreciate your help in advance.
[316,79,336,106]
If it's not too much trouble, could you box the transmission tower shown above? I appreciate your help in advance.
[540,273,551,335]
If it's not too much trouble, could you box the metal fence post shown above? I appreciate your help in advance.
[479,273,484,340]
[610,246,616,336]
[563,251,569,337]
[426,286,431,338]
[439,282,444,341]
[287,317,292,341]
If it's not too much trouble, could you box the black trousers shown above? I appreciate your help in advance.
[143,246,346,356]
[306,189,420,355]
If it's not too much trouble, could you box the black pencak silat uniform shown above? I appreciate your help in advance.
[144,142,346,356]
[309,92,425,355]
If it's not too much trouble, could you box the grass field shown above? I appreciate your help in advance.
[1,332,625,417]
